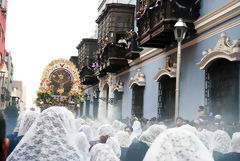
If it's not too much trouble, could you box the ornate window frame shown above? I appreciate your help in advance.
[197,32,240,70]
[129,69,146,88]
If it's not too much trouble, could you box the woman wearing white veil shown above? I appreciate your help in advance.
[97,124,115,137]
[112,120,126,133]
[130,120,142,140]
[115,131,131,161]
[125,124,166,161]
[211,130,231,160]
[17,111,40,137]
[76,132,90,161]
[143,128,214,161]
[7,106,84,161]
[78,124,94,142]
[216,132,240,161]
[90,143,119,161]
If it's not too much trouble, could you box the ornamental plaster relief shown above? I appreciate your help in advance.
[129,69,146,88]
[197,32,240,70]
[154,56,176,82]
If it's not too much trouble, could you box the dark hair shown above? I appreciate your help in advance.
[0,110,6,160]
[198,106,204,111]
[125,126,133,132]
[176,117,183,121]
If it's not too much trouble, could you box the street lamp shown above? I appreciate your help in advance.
[174,18,187,121]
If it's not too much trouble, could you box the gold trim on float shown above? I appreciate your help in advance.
[42,58,80,82]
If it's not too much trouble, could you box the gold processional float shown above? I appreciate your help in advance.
[35,58,83,112]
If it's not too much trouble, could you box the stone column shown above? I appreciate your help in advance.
[98,87,106,120]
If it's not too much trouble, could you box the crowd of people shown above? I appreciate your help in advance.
[0,106,240,161]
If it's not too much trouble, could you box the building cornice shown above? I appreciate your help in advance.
[98,0,107,11]
[194,0,240,34]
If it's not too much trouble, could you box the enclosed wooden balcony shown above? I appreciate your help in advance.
[136,0,201,48]
[77,38,99,85]
[80,66,99,85]
[96,43,129,76]
[94,3,144,76]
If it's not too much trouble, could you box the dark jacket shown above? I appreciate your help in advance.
[125,138,149,161]
[120,147,128,161]
[7,132,23,157]
[216,152,240,161]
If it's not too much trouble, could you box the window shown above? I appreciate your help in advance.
[157,76,176,121]
[132,84,144,118]
[205,59,239,124]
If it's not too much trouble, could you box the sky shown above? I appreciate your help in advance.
[5,0,98,108]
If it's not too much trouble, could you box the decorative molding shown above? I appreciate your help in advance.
[197,32,240,70]
[98,0,107,11]
[194,0,240,34]
[154,57,176,82]
[98,73,115,91]
[129,69,146,88]
[113,79,124,92]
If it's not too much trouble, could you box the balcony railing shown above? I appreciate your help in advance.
[80,66,99,85]
[136,0,200,48]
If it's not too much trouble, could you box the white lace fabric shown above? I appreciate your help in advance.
[76,132,90,161]
[143,128,214,161]
[106,137,121,158]
[115,131,131,148]
[97,124,115,137]
[112,120,126,132]
[230,132,240,153]
[179,125,210,150]
[7,106,84,161]
[18,111,40,137]
[139,124,167,146]
[75,118,86,130]
[13,111,27,133]
[211,130,231,154]
[131,121,142,140]
[90,143,120,161]
[78,124,94,141]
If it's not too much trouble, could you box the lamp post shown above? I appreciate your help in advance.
[174,18,187,121]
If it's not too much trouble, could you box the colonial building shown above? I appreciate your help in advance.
[0,0,7,70]
[75,0,240,125]
[12,80,26,112]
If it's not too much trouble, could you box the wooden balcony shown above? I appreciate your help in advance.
[94,43,129,77]
[136,0,201,48]
[80,66,99,85]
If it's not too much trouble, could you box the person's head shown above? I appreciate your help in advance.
[0,111,9,161]
[120,37,123,40]
[125,126,133,136]
[198,106,204,112]
[212,130,231,154]
[143,128,213,161]
[230,132,240,153]
[175,117,184,127]
[139,124,167,146]
[208,121,218,132]
[150,117,157,125]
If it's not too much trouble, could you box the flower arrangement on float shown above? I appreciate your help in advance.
[35,77,52,107]
[68,80,83,100]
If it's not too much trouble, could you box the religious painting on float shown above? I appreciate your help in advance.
[35,58,83,111]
